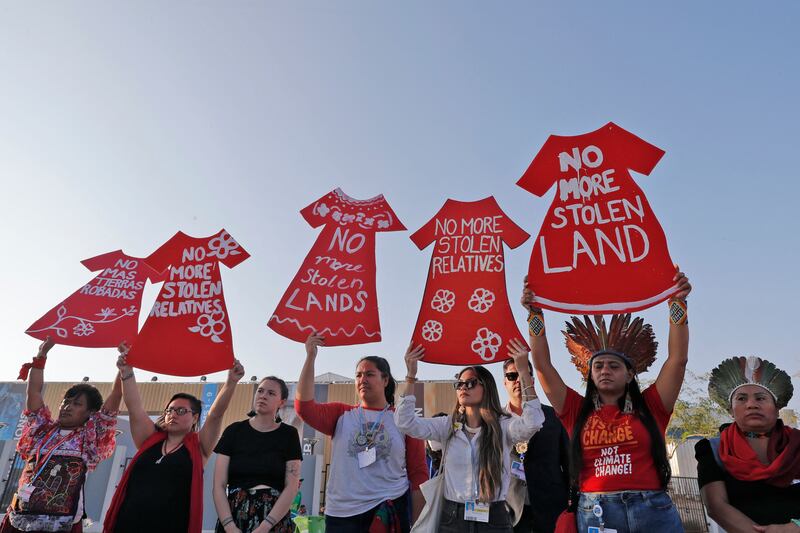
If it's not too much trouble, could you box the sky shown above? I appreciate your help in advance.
[1,2,798,411]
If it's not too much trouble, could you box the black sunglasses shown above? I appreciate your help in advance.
[453,378,482,390]
[504,372,519,381]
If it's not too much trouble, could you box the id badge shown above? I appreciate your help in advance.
[588,528,618,533]
[17,483,35,503]
[464,500,490,522]
[511,460,526,481]
[357,446,376,468]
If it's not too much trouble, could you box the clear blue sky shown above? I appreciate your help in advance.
[1,3,798,411]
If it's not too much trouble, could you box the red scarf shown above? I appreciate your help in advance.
[103,430,204,533]
[718,420,800,487]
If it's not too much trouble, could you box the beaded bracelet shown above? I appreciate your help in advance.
[220,516,234,527]
[668,299,688,326]
[527,310,545,337]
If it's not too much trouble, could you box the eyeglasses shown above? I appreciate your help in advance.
[504,372,519,382]
[453,378,481,390]
[164,407,196,416]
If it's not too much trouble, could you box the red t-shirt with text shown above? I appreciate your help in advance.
[557,384,671,492]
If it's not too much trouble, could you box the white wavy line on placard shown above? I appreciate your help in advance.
[268,315,382,338]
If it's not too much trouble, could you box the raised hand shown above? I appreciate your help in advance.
[404,343,425,379]
[305,332,325,359]
[672,265,692,301]
[37,336,55,359]
[227,359,245,384]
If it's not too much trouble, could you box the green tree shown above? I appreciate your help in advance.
[664,371,730,451]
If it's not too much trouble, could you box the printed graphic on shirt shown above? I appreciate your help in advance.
[26,251,165,347]
[346,422,392,461]
[583,415,637,479]
[269,188,405,346]
[517,122,678,313]
[411,197,528,365]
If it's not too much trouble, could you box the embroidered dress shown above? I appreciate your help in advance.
[517,122,677,313]
[410,197,529,365]
[26,250,164,347]
[269,188,405,346]
[7,406,117,532]
[126,229,249,376]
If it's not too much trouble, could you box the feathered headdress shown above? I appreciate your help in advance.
[708,356,793,409]
[562,314,658,378]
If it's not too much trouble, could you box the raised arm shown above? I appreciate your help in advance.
[117,342,155,448]
[25,337,54,412]
[297,333,324,402]
[103,372,123,413]
[199,359,245,461]
[521,277,568,412]
[506,339,545,443]
[401,343,425,397]
[654,268,691,412]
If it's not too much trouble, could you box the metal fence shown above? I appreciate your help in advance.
[668,476,708,532]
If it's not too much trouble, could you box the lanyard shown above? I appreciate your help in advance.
[468,432,480,500]
[357,404,389,445]
[30,427,76,483]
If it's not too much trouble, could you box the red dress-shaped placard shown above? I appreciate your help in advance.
[517,122,678,314]
[126,230,249,376]
[26,250,165,347]
[410,197,529,365]
[268,188,405,346]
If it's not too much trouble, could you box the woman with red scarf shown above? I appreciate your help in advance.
[103,343,245,533]
[695,356,800,532]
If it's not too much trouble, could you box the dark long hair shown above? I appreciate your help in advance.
[449,366,509,502]
[357,356,397,406]
[569,377,671,489]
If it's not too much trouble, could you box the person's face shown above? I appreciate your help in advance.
[503,363,521,399]
[731,384,779,434]
[456,369,484,407]
[590,355,633,396]
[163,398,199,433]
[253,380,286,416]
[58,394,93,428]
[355,360,388,406]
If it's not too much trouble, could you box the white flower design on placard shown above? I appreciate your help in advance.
[430,289,456,314]
[471,327,502,361]
[468,288,495,314]
[188,310,226,343]
[421,320,443,342]
[316,203,330,217]
[73,321,96,337]
[207,231,241,260]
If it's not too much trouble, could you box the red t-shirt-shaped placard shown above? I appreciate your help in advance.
[517,122,678,314]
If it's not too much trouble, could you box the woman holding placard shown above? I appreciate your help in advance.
[103,344,244,533]
[295,333,428,533]
[213,376,302,533]
[519,269,691,533]
[395,346,544,532]
[2,337,121,533]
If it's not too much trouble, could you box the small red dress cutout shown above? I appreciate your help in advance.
[517,122,678,314]
[268,188,405,346]
[26,250,165,348]
[126,230,249,376]
[410,197,529,365]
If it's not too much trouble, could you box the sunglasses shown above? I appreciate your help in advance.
[453,378,482,390]
[504,372,519,381]
[164,407,196,416]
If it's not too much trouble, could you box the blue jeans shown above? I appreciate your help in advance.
[577,491,684,533]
